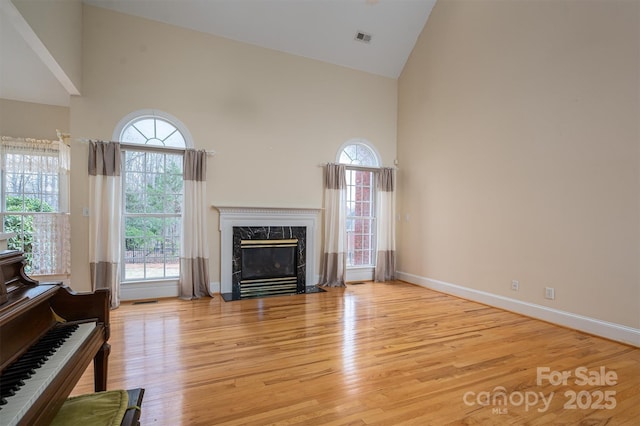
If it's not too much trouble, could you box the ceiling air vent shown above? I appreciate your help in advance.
[355,31,372,44]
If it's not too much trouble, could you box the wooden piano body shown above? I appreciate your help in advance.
[0,250,110,426]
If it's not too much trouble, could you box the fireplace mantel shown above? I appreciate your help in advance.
[216,206,321,217]
[214,206,321,295]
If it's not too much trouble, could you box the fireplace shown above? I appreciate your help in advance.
[216,206,321,300]
[233,229,305,299]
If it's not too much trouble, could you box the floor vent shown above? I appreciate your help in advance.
[132,300,158,305]
[349,282,366,285]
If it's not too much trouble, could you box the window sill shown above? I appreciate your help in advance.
[122,278,179,286]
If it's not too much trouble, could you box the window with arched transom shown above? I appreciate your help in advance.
[337,140,380,267]
[114,111,191,282]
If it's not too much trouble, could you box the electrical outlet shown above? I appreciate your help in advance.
[82,207,90,217]
[511,280,519,291]
[545,287,555,300]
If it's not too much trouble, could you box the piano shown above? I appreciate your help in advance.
[0,250,110,426]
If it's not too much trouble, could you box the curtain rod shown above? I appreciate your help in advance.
[76,138,216,156]
[319,162,398,172]
[2,135,66,146]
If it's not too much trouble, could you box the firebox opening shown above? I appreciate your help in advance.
[241,239,298,281]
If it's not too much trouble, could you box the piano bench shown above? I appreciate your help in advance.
[122,388,145,426]
[50,388,145,426]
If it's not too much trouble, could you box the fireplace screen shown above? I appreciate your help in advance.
[240,239,298,281]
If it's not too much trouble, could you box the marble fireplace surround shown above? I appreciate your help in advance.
[215,206,321,295]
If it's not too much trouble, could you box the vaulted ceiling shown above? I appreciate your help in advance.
[1,0,436,107]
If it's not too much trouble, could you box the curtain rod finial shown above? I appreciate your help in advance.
[56,130,71,145]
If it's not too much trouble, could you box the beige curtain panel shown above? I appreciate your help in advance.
[179,149,211,300]
[375,167,396,282]
[88,141,122,308]
[319,163,347,287]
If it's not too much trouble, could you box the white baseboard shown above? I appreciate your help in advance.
[396,271,640,348]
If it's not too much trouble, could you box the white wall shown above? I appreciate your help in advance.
[0,98,69,139]
[12,0,82,93]
[397,0,640,334]
[69,5,397,291]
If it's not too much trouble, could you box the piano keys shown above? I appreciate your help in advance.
[0,250,110,426]
[1,323,83,403]
[1,323,95,426]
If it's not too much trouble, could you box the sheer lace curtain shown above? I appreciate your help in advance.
[179,149,210,299]
[0,137,71,276]
[88,141,122,308]
[375,167,396,282]
[319,163,347,287]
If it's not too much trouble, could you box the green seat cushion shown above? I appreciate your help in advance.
[51,390,129,426]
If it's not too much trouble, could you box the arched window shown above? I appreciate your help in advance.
[114,110,192,148]
[115,110,190,283]
[337,140,380,268]
[338,142,379,167]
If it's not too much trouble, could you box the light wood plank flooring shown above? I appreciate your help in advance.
[72,281,640,425]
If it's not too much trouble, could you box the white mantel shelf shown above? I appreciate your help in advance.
[214,206,321,294]
[214,206,321,216]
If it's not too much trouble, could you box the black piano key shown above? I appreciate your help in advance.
[0,390,17,400]
[2,373,24,383]
[0,380,19,397]
[3,362,40,375]
[0,373,27,385]
[1,370,34,395]
[6,357,46,370]
[1,368,35,382]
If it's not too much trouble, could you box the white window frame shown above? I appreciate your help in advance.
[337,139,381,280]
[114,109,194,149]
[0,138,70,277]
[121,149,184,283]
[114,110,192,290]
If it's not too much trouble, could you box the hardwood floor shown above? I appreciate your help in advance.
[71,281,640,425]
